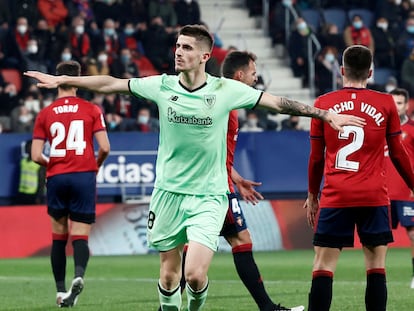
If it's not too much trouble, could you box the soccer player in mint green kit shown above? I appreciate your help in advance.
[25,24,365,311]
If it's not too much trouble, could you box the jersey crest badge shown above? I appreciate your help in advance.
[204,95,216,108]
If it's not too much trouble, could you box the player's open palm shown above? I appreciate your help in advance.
[24,71,60,89]
[236,179,264,205]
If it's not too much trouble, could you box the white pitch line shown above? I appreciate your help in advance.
[0,275,408,285]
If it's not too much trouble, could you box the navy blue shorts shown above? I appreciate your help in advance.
[390,200,414,229]
[220,193,248,237]
[47,172,97,224]
[313,206,393,248]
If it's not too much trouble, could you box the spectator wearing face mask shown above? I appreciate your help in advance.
[287,17,318,87]
[121,106,160,132]
[110,48,140,78]
[22,38,48,88]
[396,17,414,69]
[92,18,120,65]
[119,22,141,56]
[67,15,92,70]
[371,16,396,69]
[281,115,303,131]
[315,46,342,96]
[240,110,265,132]
[3,16,31,68]
[344,14,375,52]
[87,50,110,76]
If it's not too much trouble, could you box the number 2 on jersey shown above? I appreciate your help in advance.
[335,125,364,172]
[50,120,86,157]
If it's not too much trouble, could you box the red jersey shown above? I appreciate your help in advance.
[226,110,238,193]
[309,88,402,208]
[385,119,414,201]
[33,96,106,178]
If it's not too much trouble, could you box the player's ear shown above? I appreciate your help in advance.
[367,68,373,79]
[340,66,345,76]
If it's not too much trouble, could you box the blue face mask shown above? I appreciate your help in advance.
[324,53,335,63]
[104,28,115,37]
[407,25,414,33]
[353,21,363,29]
[124,28,134,36]
[121,55,130,64]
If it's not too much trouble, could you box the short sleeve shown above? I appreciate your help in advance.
[129,75,163,102]
[223,78,263,110]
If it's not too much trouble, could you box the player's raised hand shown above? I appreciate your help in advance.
[235,178,264,205]
[327,112,366,133]
[24,71,60,89]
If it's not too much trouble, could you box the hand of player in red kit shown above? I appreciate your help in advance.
[235,179,264,205]
[303,194,319,228]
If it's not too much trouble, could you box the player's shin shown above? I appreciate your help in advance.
[186,280,209,311]
[158,281,182,311]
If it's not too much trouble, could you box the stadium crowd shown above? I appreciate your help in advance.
[2,0,414,134]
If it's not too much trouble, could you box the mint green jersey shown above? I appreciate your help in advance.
[129,73,262,195]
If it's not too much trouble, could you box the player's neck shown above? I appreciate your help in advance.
[179,70,207,91]
[57,89,77,99]
[343,81,367,89]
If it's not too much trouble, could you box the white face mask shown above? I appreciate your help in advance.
[385,84,396,93]
[98,54,108,63]
[184,0,192,4]
[19,114,32,123]
[395,0,402,5]
[377,22,388,31]
[17,24,27,34]
[61,52,72,61]
[75,25,84,35]
[27,45,38,54]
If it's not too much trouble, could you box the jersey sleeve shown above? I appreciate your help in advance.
[224,78,263,110]
[92,105,107,133]
[32,111,47,140]
[128,75,163,102]
[309,97,324,139]
[386,95,403,136]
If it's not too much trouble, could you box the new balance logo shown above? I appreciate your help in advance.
[169,95,179,102]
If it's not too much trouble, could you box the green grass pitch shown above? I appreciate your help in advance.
[0,248,412,310]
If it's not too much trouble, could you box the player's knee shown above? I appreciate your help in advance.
[160,269,181,289]
[184,269,206,290]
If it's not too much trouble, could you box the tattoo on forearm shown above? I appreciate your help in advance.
[279,97,328,120]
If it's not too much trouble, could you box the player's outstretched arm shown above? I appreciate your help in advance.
[258,92,366,132]
[231,167,263,205]
[24,71,130,94]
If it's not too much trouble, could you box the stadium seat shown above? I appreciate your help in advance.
[300,9,321,33]
[322,8,348,33]
[0,68,22,92]
[348,9,374,28]
[134,56,160,77]
[373,67,396,86]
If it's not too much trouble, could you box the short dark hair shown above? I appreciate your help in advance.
[56,61,81,90]
[221,51,257,79]
[342,45,372,81]
[390,88,409,103]
[178,24,214,52]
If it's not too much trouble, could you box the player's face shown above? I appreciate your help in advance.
[175,35,208,73]
[392,94,408,117]
[239,60,258,87]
